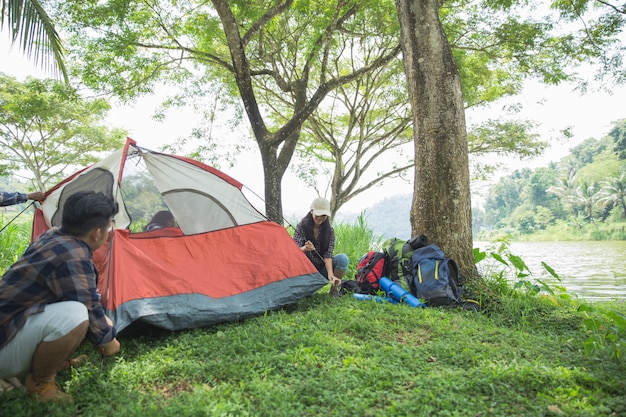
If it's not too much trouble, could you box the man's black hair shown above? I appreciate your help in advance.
[62,191,118,236]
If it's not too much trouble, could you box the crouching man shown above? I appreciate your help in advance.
[0,190,121,402]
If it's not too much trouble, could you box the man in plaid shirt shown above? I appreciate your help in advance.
[0,190,120,402]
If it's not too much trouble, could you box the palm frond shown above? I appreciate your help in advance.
[1,0,69,84]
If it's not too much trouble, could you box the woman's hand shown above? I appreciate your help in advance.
[328,274,341,288]
[301,240,315,252]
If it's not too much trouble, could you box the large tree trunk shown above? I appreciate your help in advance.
[395,0,476,277]
[213,0,401,225]
[258,130,300,223]
[260,140,285,222]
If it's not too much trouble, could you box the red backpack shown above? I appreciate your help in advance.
[355,251,388,295]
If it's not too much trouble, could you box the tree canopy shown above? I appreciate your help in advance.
[0,73,126,190]
[55,0,403,221]
[51,1,626,222]
[609,119,626,160]
[482,119,626,236]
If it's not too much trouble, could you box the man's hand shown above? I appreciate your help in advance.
[100,338,120,357]
[27,191,45,201]
[100,315,120,356]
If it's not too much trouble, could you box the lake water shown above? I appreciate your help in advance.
[473,241,626,301]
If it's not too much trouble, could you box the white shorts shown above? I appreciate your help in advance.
[0,301,88,378]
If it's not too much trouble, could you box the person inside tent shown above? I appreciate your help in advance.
[293,197,349,297]
[0,190,121,402]
[0,190,45,206]
[143,210,176,231]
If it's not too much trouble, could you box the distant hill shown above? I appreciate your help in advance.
[335,194,412,241]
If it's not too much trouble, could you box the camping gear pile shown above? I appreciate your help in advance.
[348,235,480,311]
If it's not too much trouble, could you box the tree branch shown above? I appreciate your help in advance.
[596,0,626,15]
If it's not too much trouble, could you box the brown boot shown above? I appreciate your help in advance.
[24,374,73,402]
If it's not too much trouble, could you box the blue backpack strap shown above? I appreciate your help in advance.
[446,258,464,301]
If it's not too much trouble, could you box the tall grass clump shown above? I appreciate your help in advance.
[0,212,32,272]
[473,238,575,321]
[333,212,385,278]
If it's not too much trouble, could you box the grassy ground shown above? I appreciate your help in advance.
[2,213,625,416]
[1,284,624,417]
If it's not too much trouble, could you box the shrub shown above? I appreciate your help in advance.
[0,214,32,274]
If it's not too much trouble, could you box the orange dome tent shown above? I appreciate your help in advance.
[32,138,327,332]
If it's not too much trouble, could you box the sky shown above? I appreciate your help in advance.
[2,38,626,217]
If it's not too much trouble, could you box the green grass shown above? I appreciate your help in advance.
[2,214,625,416]
[2,288,625,416]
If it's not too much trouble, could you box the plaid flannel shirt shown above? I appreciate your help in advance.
[0,192,27,207]
[0,227,116,349]
[293,221,336,272]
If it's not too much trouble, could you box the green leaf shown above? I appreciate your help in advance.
[491,252,508,266]
[606,312,626,330]
[473,247,487,263]
[508,253,530,274]
[541,261,560,281]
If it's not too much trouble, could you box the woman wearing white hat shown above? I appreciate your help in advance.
[293,197,349,296]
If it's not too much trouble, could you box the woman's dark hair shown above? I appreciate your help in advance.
[300,211,331,255]
[62,191,118,236]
